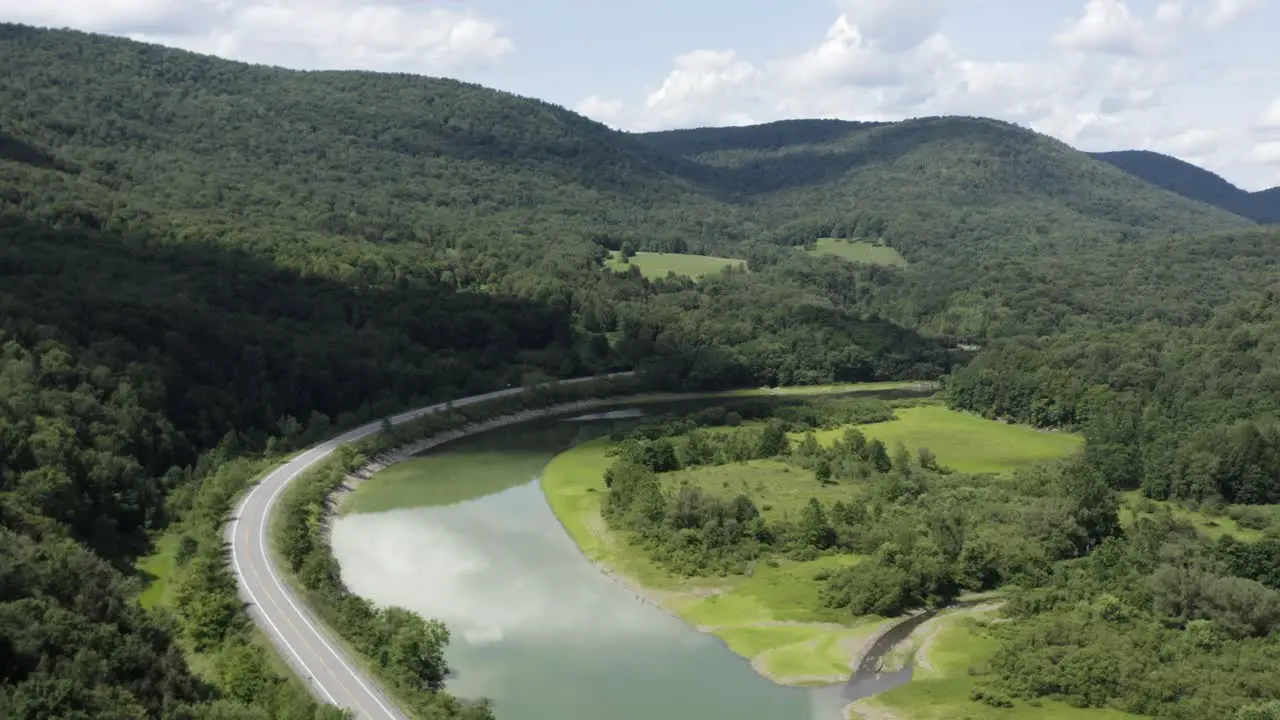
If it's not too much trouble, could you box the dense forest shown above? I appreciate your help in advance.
[2,20,1279,720]
[948,282,1280,504]
[1091,150,1280,224]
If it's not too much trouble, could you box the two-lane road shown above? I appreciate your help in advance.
[227,376,621,718]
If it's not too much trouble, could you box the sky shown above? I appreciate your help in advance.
[3,0,1278,190]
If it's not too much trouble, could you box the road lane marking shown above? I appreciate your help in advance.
[229,374,629,717]
[239,516,363,706]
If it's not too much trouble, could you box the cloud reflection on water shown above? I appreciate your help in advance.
[330,473,841,720]
[332,481,690,649]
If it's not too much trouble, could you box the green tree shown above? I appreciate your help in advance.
[757,420,790,457]
[799,498,836,550]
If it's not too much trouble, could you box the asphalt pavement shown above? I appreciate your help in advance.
[227,377,616,717]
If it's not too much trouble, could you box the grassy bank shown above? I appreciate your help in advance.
[539,401,1092,705]
[132,455,337,715]
[542,437,886,684]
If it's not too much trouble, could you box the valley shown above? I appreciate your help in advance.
[3,19,1280,720]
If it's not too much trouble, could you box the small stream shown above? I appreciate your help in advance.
[843,600,981,702]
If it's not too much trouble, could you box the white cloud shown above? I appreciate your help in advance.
[1049,0,1260,57]
[641,49,760,128]
[1155,0,1184,23]
[575,95,624,126]
[1251,141,1280,165]
[1052,0,1158,56]
[0,0,514,71]
[1202,0,1261,27]
[1159,127,1220,156]
[0,0,210,34]
[1260,98,1280,129]
[780,16,887,87]
[832,0,957,51]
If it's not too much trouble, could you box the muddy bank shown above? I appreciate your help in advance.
[840,600,1005,719]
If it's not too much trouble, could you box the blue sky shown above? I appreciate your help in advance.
[2,0,1278,189]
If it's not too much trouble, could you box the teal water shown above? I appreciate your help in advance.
[329,408,848,720]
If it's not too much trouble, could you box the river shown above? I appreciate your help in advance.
[329,396,917,719]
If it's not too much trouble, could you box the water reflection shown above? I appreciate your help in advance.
[328,396,958,719]
[333,479,845,719]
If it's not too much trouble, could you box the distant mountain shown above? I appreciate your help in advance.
[637,117,1272,338]
[639,118,1251,252]
[1091,150,1279,223]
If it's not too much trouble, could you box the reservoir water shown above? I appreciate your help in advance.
[329,403,851,720]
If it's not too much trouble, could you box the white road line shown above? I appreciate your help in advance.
[253,456,401,719]
[228,373,631,718]
[228,515,338,705]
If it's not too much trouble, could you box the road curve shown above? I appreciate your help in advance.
[227,375,621,719]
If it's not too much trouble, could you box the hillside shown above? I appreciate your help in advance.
[3,22,1266,344]
[0,24,755,268]
[1091,149,1279,224]
[640,118,1273,339]
[641,118,1250,247]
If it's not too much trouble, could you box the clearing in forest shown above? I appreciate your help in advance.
[808,238,908,267]
[811,405,1083,474]
[606,250,746,279]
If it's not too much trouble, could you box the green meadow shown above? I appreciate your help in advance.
[808,238,908,267]
[812,405,1084,474]
[662,459,856,522]
[607,250,746,279]
[1118,490,1278,541]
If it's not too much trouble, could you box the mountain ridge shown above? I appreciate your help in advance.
[1089,149,1278,223]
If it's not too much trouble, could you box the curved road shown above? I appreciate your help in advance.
[227,376,622,719]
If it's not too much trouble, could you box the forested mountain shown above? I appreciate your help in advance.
[640,119,1276,339]
[1091,150,1279,224]
[640,117,1248,240]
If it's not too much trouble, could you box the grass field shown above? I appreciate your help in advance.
[811,406,1084,474]
[541,439,886,684]
[1118,490,1275,541]
[136,533,181,610]
[808,238,908,267]
[662,459,854,521]
[606,250,746,279]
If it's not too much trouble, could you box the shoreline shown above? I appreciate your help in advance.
[321,388,952,716]
[535,443,926,694]
[325,397,614,525]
